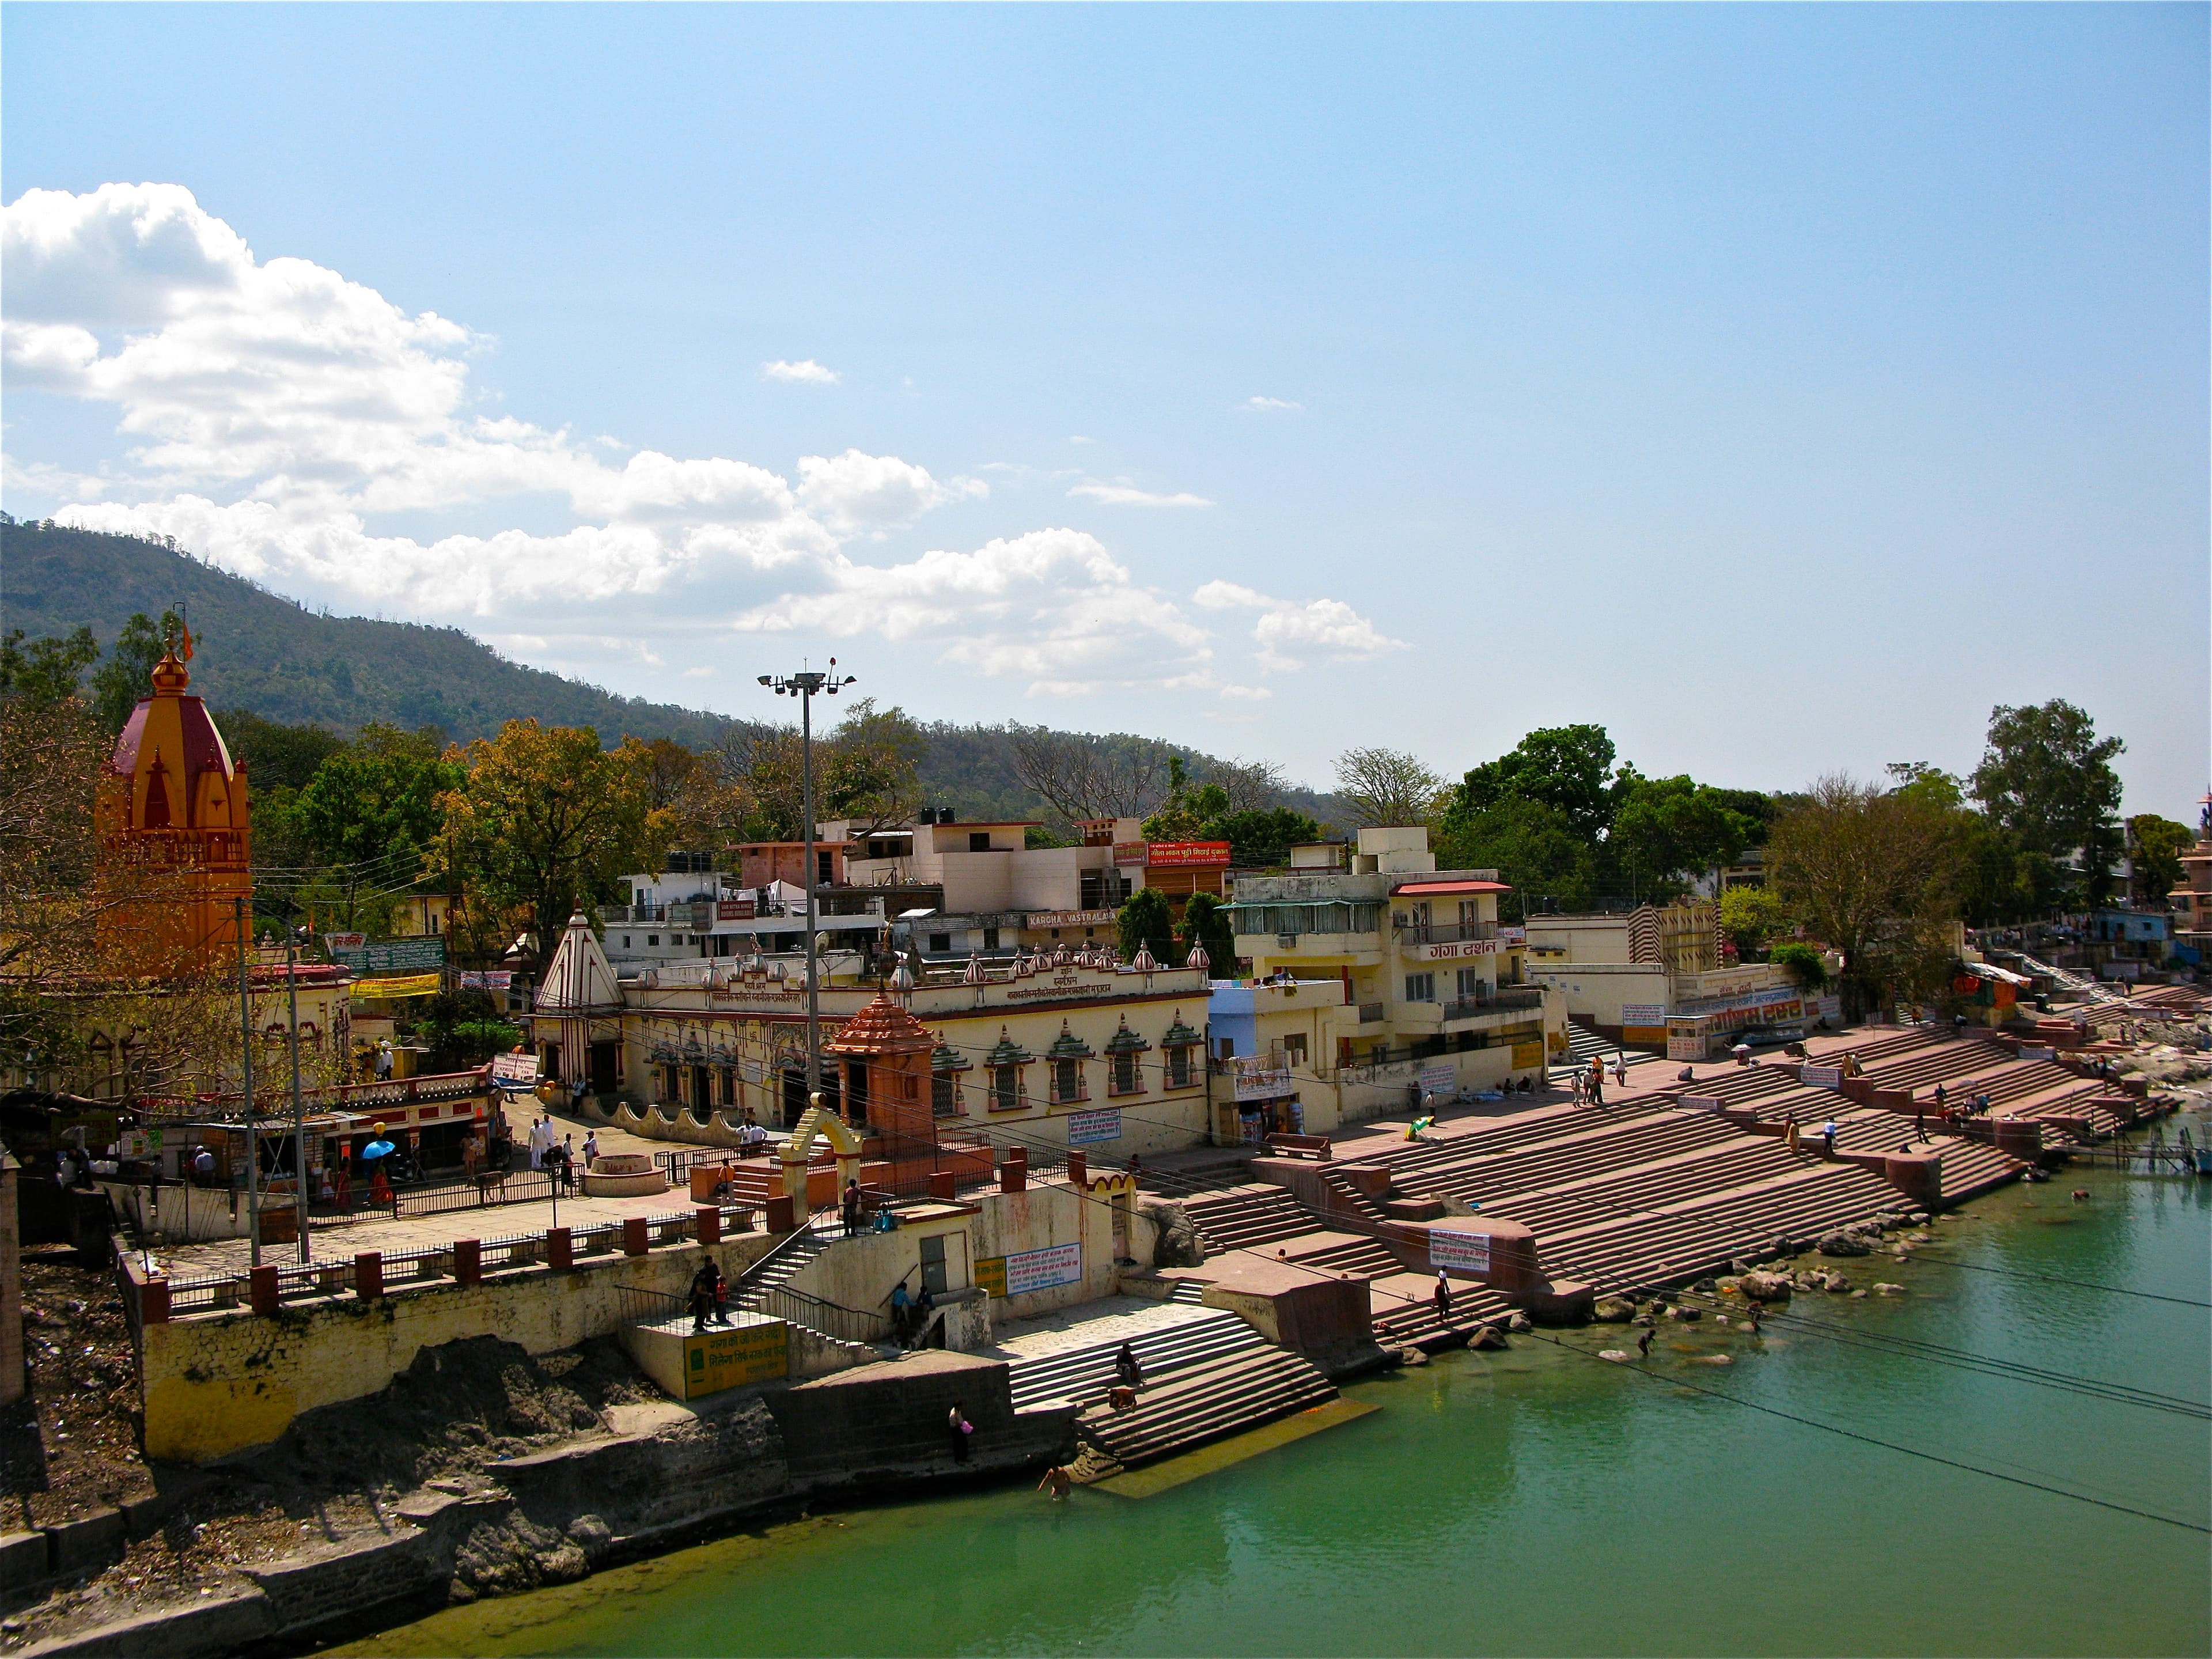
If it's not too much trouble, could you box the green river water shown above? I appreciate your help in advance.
[344,1165,2210,1657]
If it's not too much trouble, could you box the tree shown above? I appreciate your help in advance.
[1199,756,1289,814]
[1116,887,1176,967]
[1718,885,1789,955]
[1608,775,1758,899]
[2126,814,2194,905]
[1203,808,1322,870]
[290,725,467,930]
[1431,795,1597,918]
[1334,747,1441,828]
[1011,727,1172,823]
[89,610,180,733]
[433,721,668,978]
[218,710,348,791]
[1970,700,2125,900]
[0,627,99,709]
[822,698,926,834]
[1179,890,1237,973]
[1767,775,1956,1018]
[1768,941,1830,990]
[1451,725,1619,842]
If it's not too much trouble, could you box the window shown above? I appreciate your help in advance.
[929,932,952,955]
[983,927,1001,952]
[647,934,658,948]
[721,1070,737,1107]
[1456,967,1487,999]
[1054,1058,1082,1103]
[992,1065,1021,1112]
[622,936,631,949]
[1405,972,1435,1003]
[933,1074,959,1116]
[1112,1050,1139,1093]
[1166,1048,1193,1088]
[817,850,835,885]
[969,831,993,853]
[1217,1036,1235,1060]
[1283,1033,1308,1066]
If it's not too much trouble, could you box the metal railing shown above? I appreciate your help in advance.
[1357,1002,1386,1024]
[1394,918,1499,944]
[755,1281,892,1346]
[1441,988,1545,1020]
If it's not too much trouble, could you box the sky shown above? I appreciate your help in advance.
[3,3,2205,816]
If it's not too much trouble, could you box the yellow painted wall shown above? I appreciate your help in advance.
[140,1232,775,1464]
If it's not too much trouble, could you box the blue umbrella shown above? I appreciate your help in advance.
[360,1139,396,1160]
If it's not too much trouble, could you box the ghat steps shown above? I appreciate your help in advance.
[1073,1346,1338,1475]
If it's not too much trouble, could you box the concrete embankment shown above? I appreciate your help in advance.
[11,1344,1072,1659]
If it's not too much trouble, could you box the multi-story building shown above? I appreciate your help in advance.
[2166,800,2211,969]
[1225,827,1562,1119]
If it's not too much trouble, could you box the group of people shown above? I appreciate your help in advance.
[687,1253,732,1332]
[1571,1054,1624,1107]
[888,1277,938,1346]
[524,1113,596,1192]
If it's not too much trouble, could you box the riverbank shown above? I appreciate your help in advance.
[337,1162,2209,1659]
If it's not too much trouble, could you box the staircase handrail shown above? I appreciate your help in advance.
[754,1280,892,1345]
[729,1218,820,1300]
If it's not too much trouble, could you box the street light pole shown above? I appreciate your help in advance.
[758,661,856,1108]
[285,925,309,1264]
[236,896,260,1268]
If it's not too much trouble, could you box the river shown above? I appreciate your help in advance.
[341,1163,2210,1657]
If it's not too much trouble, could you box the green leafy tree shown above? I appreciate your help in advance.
[1970,700,2125,902]
[2126,814,2194,904]
[1201,808,1321,869]
[1769,941,1830,990]
[89,609,181,732]
[1116,887,1177,967]
[433,720,667,978]
[1432,794,1599,918]
[1608,775,1759,899]
[1179,890,1238,973]
[1718,885,1789,955]
[292,725,467,930]
[0,627,100,710]
[1451,725,1619,842]
[218,710,348,791]
[1142,757,1231,840]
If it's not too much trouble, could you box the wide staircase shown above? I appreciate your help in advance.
[1007,1308,1266,1412]
[1070,1346,1339,1479]
[1369,1278,1514,1349]
[730,1225,828,1315]
[1566,1018,1623,1067]
[1179,1184,1324,1256]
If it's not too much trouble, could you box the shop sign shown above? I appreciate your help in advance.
[458,971,513,991]
[491,1051,542,1090]
[1418,938,1498,962]
[1800,1065,1844,1090]
[1510,1040,1545,1070]
[1418,1063,1457,1101]
[1116,840,1230,869]
[332,937,446,975]
[975,1240,1083,1298]
[685,1319,789,1397]
[1024,910,1119,929]
[1429,1228,1491,1276]
[1229,1060,1295,1102]
[1620,1003,1666,1027]
[355,972,442,999]
[1065,1107,1122,1145]
[1497,926,1527,946]
[323,933,365,953]
[716,898,757,922]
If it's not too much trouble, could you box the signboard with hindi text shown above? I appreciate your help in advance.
[1065,1107,1122,1146]
[491,1051,542,1090]
[332,937,446,975]
[354,973,441,999]
[1429,1228,1491,1277]
[684,1319,789,1398]
[975,1241,1083,1299]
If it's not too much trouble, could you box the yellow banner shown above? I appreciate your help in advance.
[1511,1041,1545,1070]
[974,1256,1007,1298]
[353,972,442,999]
[685,1320,789,1397]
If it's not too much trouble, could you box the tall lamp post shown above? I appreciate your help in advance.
[756,660,856,1108]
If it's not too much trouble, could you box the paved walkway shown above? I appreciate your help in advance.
[979,1294,1220,1365]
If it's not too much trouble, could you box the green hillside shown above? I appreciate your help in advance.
[2,517,1340,827]
[0,517,734,745]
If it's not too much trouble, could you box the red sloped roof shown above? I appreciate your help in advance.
[1391,880,1513,897]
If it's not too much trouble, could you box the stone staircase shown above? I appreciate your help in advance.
[730,1225,828,1315]
[1007,1308,1265,1412]
[1565,1018,1622,1067]
[1071,1346,1339,1478]
[1368,1275,1514,1349]
[1179,1184,1324,1256]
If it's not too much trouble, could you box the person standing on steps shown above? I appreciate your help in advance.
[1783,1115,1801,1155]
[1821,1119,1839,1158]
[842,1177,863,1237]
[1433,1271,1453,1328]
[948,1400,973,1464]
[688,1256,718,1334]
[1588,1058,1605,1107]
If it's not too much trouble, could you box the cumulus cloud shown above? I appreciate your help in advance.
[1192,579,1406,672]
[1,183,1398,702]
[1068,482,1214,508]
[1242,395,1303,412]
[761,358,839,384]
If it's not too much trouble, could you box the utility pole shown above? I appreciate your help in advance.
[285,924,309,1264]
[757,660,856,1108]
[236,896,260,1268]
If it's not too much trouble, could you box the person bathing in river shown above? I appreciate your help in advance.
[1038,1464,1073,1501]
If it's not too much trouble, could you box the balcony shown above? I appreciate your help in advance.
[1440,986,1546,1022]
[1393,918,1498,944]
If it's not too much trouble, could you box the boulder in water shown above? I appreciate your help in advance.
[1469,1324,1509,1351]
[1506,1311,1533,1334]
[1738,1271,1793,1302]
[1873,1282,1906,1295]
[1592,1296,1637,1323]
[1817,1230,1872,1257]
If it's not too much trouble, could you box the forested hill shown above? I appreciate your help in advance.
[1,518,734,745]
[2,518,1343,825]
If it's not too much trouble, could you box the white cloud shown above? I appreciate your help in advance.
[1069,482,1214,508]
[1192,579,1407,672]
[761,358,839,384]
[1242,395,1303,412]
[1,183,1388,703]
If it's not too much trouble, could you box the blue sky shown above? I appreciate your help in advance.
[3,3,2205,816]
